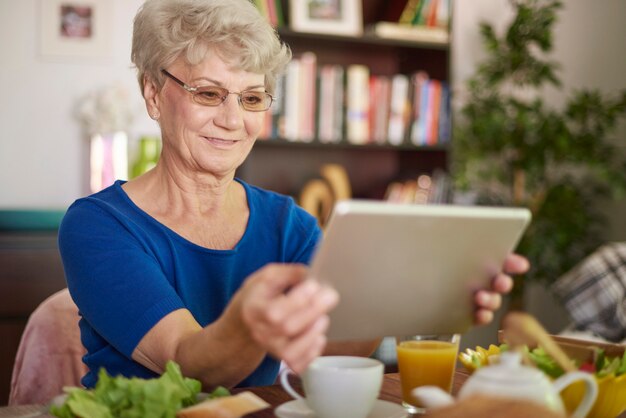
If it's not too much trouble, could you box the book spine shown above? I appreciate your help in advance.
[272,73,285,139]
[399,0,422,24]
[317,65,333,143]
[416,79,430,145]
[387,74,410,146]
[333,65,345,143]
[346,65,370,145]
[410,71,429,145]
[438,82,451,144]
[428,79,441,145]
[300,52,317,142]
[373,76,391,145]
[283,59,301,141]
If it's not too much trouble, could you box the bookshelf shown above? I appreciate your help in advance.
[237,0,452,201]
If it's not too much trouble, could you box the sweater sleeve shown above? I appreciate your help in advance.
[58,199,185,357]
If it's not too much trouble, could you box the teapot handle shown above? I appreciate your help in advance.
[552,371,598,418]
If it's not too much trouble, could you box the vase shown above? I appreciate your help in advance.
[89,131,128,193]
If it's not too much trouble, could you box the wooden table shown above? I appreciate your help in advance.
[234,370,470,418]
[0,370,469,417]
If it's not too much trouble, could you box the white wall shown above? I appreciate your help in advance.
[0,0,158,208]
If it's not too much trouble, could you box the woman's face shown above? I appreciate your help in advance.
[153,51,266,180]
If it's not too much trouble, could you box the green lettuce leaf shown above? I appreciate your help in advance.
[50,361,227,418]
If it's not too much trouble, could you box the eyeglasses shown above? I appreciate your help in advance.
[161,69,274,112]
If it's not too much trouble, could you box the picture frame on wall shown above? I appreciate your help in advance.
[39,0,113,59]
[289,0,363,37]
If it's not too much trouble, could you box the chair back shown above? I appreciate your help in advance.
[9,288,86,405]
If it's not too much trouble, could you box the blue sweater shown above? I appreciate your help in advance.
[58,179,321,388]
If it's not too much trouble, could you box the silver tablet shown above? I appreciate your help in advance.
[309,200,531,341]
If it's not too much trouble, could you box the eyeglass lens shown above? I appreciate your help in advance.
[193,86,272,111]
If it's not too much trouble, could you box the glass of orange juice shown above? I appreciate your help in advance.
[395,334,460,414]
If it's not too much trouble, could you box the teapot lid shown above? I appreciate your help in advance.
[470,351,552,388]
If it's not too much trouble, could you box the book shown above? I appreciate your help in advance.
[271,73,285,139]
[318,65,344,144]
[381,0,414,23]
[253,0,270,22]
[283,59,301,141]
[410,71,429,146]
[274,0,285,27]
[426,0,439,27]
[436,0,450,28]
[317,65,332,143]
[371,76,391,145]
[438,82,451,144]
[412,0,429,26]
[399,0,422,25]
[427,79,442,145]
[299,52,317,142]
[370,22,449,44]
[346,65,370,145]
[332,66,345,142]
[414,78,431,145]
[387,74,410,146]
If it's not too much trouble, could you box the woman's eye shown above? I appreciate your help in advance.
[200,89,222,99]
[242,94,263,104]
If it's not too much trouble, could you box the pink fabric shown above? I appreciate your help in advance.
[9,288,87,406]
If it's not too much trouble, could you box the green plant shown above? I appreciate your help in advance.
[453,0,626,287]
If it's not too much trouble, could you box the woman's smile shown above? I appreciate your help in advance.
[202,136,241,148]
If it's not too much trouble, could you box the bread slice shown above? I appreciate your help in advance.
[176,391,270,418]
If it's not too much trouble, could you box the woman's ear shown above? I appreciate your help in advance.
[143,74,161,120]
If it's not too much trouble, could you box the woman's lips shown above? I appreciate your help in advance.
[203,136,239,147]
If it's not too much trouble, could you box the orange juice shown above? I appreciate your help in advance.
[396,340,458,408]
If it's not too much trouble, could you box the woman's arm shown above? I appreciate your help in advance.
[133,263,338,388]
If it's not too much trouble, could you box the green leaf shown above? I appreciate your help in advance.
[616,350,626,376]
[528,347,565,378]
[49,361,217,418]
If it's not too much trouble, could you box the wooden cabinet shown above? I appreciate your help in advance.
[0,232,67,405]
[237,6,451,200]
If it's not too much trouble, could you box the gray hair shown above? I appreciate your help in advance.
[131,0,291,94]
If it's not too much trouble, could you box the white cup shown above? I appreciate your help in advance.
[280,356,384,418]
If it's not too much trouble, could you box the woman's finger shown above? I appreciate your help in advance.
[281,316,329,373]
[475,290,502,311]
[491,273,514,294]
[474,308,494,325]
[278,284,338,336]
[503,253,530,275]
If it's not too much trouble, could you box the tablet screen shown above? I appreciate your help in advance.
[309,200,531,341]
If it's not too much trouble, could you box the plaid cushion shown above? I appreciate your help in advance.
[552,242,626,343]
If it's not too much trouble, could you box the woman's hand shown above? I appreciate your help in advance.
[474,253,529,325]
[238,264,339,374]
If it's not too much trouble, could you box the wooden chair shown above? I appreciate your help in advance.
[9,288,86,405]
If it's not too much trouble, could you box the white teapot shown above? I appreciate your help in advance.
[413,351,598,418]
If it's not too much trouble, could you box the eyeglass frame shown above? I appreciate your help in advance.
[160,69,275,112]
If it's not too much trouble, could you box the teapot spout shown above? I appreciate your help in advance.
[412,386,455,409]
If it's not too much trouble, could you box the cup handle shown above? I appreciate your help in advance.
[279,368,304,401]
[552,371,598,418]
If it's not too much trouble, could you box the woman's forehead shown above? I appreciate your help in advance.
[174,53,264,85]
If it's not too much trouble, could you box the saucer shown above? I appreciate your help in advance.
[274,399,408,418]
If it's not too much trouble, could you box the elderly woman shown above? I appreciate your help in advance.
[59,0,528,390]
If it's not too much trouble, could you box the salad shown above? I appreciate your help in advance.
[50,361,229,418]
[459,343,626,379]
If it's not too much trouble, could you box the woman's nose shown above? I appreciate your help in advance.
[213,94,244,130]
